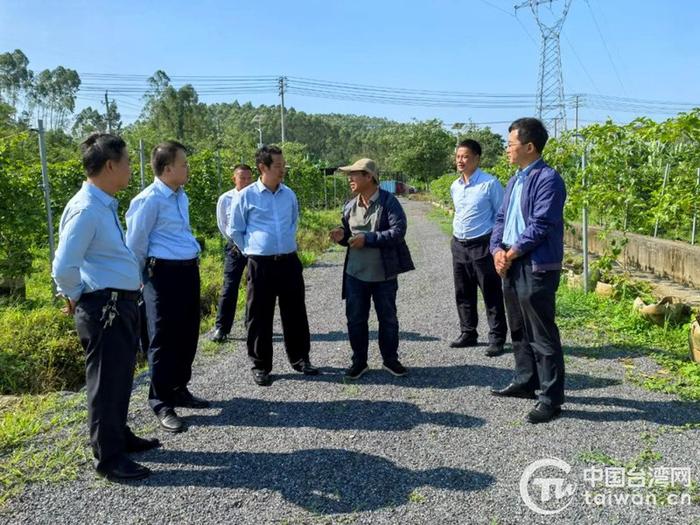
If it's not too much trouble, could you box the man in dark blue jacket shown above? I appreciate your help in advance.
[489,118,567,424]
[330,159,415,380]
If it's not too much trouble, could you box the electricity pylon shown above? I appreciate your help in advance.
[515,0,573,136]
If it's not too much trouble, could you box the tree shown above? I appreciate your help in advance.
[384,119,455,188]
[72,106,106,137]
[0,49,33,111]
[29,66,81,129]
[141,71,208,144]
[456,123,505,169]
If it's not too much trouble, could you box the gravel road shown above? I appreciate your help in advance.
[3,198,699,525]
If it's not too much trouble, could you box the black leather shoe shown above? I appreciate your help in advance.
[345,363,369,380]
[490,383,537,399]
[527,402,562,424]
[252,369,272,386]
[125,433,161,453]
[450,333,478,348]
[383,360,408,377]
[156,407,186,433]
[485,344,506,357]
[209,328,228,343]
[291,359,320,376]
[174,388,211,409]
[96,455,151,481]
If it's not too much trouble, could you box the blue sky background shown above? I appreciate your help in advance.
[1,0,698,136]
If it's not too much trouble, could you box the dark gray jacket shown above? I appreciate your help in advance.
[339,189,415,299]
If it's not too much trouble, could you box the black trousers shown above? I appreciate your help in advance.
[451,235,507,345]
[143,260,201,413]
[74,292,138,469]
[246,253,310,372]
[215,242,247,334]
[503,256,565,407]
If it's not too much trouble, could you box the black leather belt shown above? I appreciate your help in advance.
[248,252,296,262]
[82,288,141,302]
[454,233,491,247]
[152,257,199,266]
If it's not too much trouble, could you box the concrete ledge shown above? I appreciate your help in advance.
[565,223,700,289]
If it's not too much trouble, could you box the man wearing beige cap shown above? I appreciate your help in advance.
[330,159,415,379]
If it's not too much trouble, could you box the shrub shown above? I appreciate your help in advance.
[0,306,83,394]
[429,173,455,207]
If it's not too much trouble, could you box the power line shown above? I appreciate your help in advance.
[71,72,699,115]
[584,0,627,95]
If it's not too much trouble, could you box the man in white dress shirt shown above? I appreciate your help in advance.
[210,164,253,342]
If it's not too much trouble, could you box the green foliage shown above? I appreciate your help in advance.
[0,132,44,283]
[455,123,505,169]
[0,393,89,506]
[545,111,700,242]
[429,172,455,207]
[557,283,699,401]
[0,305,83,394]
[384,119,455,189]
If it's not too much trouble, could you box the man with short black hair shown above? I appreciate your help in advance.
[490,117,567,424]
[126,141,209,433]
[229,145,318,386]
[330,158,415,379]
[53,133,159,481]
[210,163,254,343]
[449,139,507,356]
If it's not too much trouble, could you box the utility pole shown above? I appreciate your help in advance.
[515,0,573,134]
[139,139,146,190]
[215,118,223,196]
[37,119,56,297]
[104,90,112,133]
[574,94,580,135]
[252,114,264,148]
[279,76,286,143]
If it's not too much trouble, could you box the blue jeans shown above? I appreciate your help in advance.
[345,274,399,367]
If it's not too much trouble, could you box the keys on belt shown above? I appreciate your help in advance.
[100,291,120,329]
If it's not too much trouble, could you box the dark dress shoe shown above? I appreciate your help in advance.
[125,433,161,453]
[156,408,186,433]
[174,388,211,409]
[291,359,320,375]
[96,455,151,481]
[485,344,506,357]
[527,402,562,424]
[450,333,478,348]
[490,383,537,399]
[252,369,272,386]
[209,328,228,343]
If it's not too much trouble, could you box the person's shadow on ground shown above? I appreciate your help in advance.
[275,364,620,391]
[562,394,700,426]
[142,448,495,514]
[185,398,485,431]
[309,330,441,342]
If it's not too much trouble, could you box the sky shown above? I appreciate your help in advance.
[1,0,699,137]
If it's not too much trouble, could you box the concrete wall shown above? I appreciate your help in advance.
[565,224,700,288]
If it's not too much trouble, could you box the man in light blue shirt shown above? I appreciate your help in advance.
[229,145,317,386]
[210,163,253,343]
[126,141,209,433]
[53,133,158,481]
[449,139,508,357]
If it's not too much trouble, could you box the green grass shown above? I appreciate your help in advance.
[426,207,453,237]
[0,393,90,505]
[557,284,699,401]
